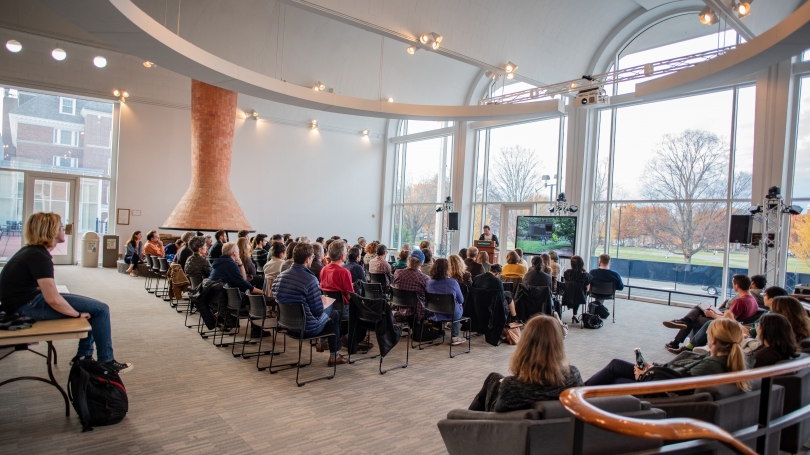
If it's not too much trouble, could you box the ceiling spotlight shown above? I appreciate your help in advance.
[431,33,443,44]
[362,129,369,136]
[485,71,493,79]
[311,120,318,129]
[569,205,579,213]
[143,61,155,68]
[734,1,752,17]
[52,47,67,61]
[748,204,763,214]
[93,56,107,68]
[504,61,518,73]
[5,40,21,53]
[785,205,803,215]
[113,89,121,97]
[313,82,325,91]
[244,109,258,119]
[432,41,440,50]
[252,110,258,118]
[570,82,577,89]
[407,45,417,54]
[122,91,129,98]
[506,73,514,80]
[548,206,556,213]
[420,34,430,44]
[387,97,394,103]
[699,6,718,25]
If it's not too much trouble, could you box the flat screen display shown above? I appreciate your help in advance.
[514,216,577,258]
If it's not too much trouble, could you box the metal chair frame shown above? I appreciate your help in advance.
[156,258,171,301]
[588,280,617,323]
[218,288,252,352]
[349,293,407,374]
[425,292,471,358]
[144,255,154,292]
[242,294,285,369]
[269,303,337,387]
[390,288,422,351]
[185,275,203,329]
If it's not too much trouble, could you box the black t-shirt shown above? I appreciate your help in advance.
[0,245,54,314]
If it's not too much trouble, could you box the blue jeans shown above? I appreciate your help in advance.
[16,293,115,363]
[691,320,712,347]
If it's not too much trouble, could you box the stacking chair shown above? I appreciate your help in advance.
[348,293,406,374]
[185,275,203,328]
[243,294,284,369]
[321,289,351,337]
[156,258,171,301]
[361,281,385,300]
[144,254,154,292]
[148,257,162,295]
[425,292,471,358]
[269,303,337,387]
[221,288,250,352]
[369,273,388,285]
[197,287,225,340]
[589,280,616,322]
[391,288,420,350]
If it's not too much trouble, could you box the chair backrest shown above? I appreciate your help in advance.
[247,294,267,319]
[151,256,162,271]
[277,302,306,331]
[225,287,243,311]
[391,288,419,309]
[501,275,523,290]
[369,272,387,285]
[425,292,456,316]
[361,281,385,299]
[502,281,513,293]
[322,290,344,312]
[349,293,385,324]
[188,275,202,291]
[144,254,153,268]
[589,279,615,296]
[158,257,170,272]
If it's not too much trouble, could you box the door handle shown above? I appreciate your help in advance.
[64,223,73,235]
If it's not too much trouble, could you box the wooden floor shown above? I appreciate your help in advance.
[0,266,700,454]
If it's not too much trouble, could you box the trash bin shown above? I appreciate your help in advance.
[102,235,119,268]
[81,231,99,268]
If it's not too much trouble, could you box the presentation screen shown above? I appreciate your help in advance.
[515,216,577,258]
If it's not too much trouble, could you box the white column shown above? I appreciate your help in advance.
[452,121,475,253]
[565,106,600,260]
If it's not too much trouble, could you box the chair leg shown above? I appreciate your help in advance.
[450,318,471,358]
[612,298,616,323]
[380,329,408,375]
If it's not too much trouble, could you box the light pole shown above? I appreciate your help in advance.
[541,174,558,202]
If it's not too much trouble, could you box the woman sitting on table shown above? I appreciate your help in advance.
[124,230,143,277]
[502,251,527,278]
[469,315,582,412]
[0,212,132,373]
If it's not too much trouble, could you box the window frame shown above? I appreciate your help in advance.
[59,97,76,115]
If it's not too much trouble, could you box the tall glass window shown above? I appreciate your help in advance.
[788,76,810,289]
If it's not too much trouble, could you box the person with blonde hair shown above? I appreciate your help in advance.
[476,250,491,273]
[237,237,262,287]
[469,315,582,412]
[502,251,527,278]
[448,254,472,289]
[0,212,132,373]
[363,241,379,266]
[586,318,750,391]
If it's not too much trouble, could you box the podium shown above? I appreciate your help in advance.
[474,240,499,264]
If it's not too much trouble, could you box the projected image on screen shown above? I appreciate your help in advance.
[515,216,577,258]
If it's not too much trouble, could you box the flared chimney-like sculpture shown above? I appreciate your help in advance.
[161,80,251,231]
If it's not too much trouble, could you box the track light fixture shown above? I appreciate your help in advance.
[406,45,418,54]
[5,40,21,53]
[244,109,258,120]
[311,120,318,129]
[312,81,326,91]
[362,129,369,137]
[506,73,514,80]
[418,32,443,50]
[113,89,129,102]
[733,0,752,17]
[143,61,155,68]
[504,62,518,73]
[699,6,718,25]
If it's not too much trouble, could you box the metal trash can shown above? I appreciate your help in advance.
[102,235,119,268]
[81,231,99,268]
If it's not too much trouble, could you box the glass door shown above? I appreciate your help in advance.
[500,204,534,260]
[24,175,77,265]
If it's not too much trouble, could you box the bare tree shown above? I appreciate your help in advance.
[642,129,728,264]
[488,145,545,202]
[399,175,438,244]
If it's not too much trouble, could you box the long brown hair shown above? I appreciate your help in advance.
[24,212,61,249]
[448,254,466,282]
[237,237,252,263]
[128,230,141,247]
[509,315,569,386]
[707,319,750,391]
[771,296,810,343]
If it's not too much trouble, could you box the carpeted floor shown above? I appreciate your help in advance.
[0,266,692,454]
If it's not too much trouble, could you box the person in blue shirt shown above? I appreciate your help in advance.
[272,242,348,366]
[210,242,265,336]
[588,253,624,303]
[425,257,466,345]
[343,246,367,285]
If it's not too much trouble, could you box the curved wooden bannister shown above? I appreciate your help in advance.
[559,356,810,455]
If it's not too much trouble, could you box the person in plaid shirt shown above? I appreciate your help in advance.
[392,249,429,320]
[369,243,392,286]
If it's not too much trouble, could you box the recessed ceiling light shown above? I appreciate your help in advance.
[5,40,21,53]
[143,61,155,68]
[93,56,107,68]
[362,129,369,136]
[52,48,67,61]
[313,82,325,91]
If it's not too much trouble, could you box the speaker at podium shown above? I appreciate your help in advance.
[474,240,499,264]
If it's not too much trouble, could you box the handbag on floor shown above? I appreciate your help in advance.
[68,359,128,432]
[503,322,523,345]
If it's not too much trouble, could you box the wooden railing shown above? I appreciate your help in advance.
[559,356,810,455]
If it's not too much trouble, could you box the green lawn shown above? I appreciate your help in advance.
[603,246,810,274]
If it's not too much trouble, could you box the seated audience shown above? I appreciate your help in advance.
[124,230,143,277]
[458,248,468,263]
[344,246,367,284]
[184,236,211,282]
[280,241,297,273]
[589,253,624,298]
[143,230,165,258]
[750,313,799,368]
[237,237,263,288]
[393,249,430,320]
[717,274,767,310]
[770,296,810,344]
[469,315,581,412]
[363,241,379,266]
[419,240,432,252]
[309,243,326,281]
[448,254,472,290]
[369,243,392,286]
[477,251,491,273]
[515,248,528,268]
[210,242,263,297]
[562,255,591,322]
[587,318,750,392]
[426,258,466,345]
[263,241,286,278]
[392,249,409,271]
[208,230,226,259]
[357,237,367,260]
[748,286,790,337]
[164,238,183,256]
[420,248,434,275]
[320,240,354,314]
[1,213,132,373]
[272,243,347,366]
[548,250,561,285]
[665,274,759,352]
[502,251,528,278]
[523,255,552,288]
[465,247,484,278]
[315,237,325,245]
[473,263,517,319]
[401,243,411,252]
[251,234,268,265]
[203,235,213,252]
[237,229,249,239]
[174,231,196,268]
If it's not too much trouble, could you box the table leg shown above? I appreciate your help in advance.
[46,341,70,417]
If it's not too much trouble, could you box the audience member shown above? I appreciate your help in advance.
[203,235,213,251]
[344,247,367,284]
[523,255,553,288]
[718,274,767,310]
[448,254,472,290]
[272,243,347,366]
[420,248,433,275]
[251,234,268,265]
[210,242,262,294]
[393,249,430,320]
[419,240,432,252]
[515,248,528,268]
[665,275,759,353]
[476,251,491,273]
[315,237,325,244]
[750,313,799,368]
[589,253,624,301]
[184,236,211,282]
[548,250,561,284]
[358,237,367,259]
[472,264,517,318]
[502,251,528,278]
[208,230,226,259]
[174,231,196,268]
[369,243,392,286]
[363,241,379,266]
[770,296,810,344]
[750,286,790,337]
[586,319,750,392]
[143,230,165,258]
[540,253,552,274]
[562,255,591,323]
[465,247,484,278]
[282,233,292,243]
[281,241,297,272]
[237,237,262,288]
[320,240,354,317]
[1,212,132,373]
[392,249,409,271]
[426,258,466,345]
[309,243,326,281]
[469,316,581,412]
[124,230,143,277]
[165,238,184,257]
[237,229,249,239]
[263,241,287,278]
